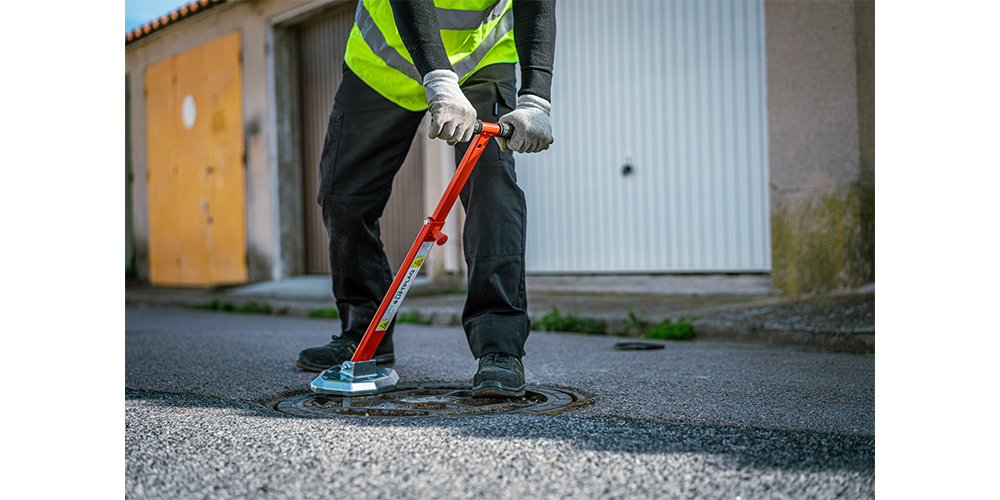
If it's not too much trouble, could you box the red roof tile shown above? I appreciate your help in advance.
[126,0,227,45]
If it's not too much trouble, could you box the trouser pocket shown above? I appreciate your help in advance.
[316,109,345,204]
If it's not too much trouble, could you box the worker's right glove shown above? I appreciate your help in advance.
[497,94,553,153]
[423,69,478,146]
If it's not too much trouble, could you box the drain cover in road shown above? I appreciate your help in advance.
[613,342,666,351]
[276,384,586,418]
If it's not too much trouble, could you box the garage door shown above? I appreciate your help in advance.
[145,31,248,286]
[518,0,771,273]
[298,2,425,274]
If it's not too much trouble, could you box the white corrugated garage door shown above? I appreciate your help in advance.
[518,0,770,273]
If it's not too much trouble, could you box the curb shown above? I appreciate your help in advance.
[692,319,875,353]
[126,289,873,354]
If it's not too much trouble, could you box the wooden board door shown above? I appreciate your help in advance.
[145,31,248,286]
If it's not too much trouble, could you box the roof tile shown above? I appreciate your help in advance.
[126,0,227,46]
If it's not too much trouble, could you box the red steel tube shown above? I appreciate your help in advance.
[352,122,506,363]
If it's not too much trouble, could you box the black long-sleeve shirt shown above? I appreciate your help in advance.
[390,0,556,102]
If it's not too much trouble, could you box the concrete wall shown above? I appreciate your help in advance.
[765,0,875,294]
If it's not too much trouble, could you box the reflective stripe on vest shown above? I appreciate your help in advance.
[345,0,517,111]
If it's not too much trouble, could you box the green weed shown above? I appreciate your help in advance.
[309,306,340,319]
[613,307,651,336]
[195,299,272,314]
[396,310,431,325]
[533,306,607,334]
[643,316,696,341]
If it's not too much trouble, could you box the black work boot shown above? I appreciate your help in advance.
[472,352,526,397]
[296,336,395,372]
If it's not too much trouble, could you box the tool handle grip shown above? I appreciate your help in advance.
[474,120,513,139]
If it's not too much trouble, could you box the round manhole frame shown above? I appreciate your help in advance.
[275,383,589,419]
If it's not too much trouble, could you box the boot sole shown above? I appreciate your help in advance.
[471,381,526,398]
[296,354,395,372]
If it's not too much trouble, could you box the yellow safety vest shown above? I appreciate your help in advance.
[345,0,518,111]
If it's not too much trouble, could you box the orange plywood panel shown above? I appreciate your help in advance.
[145,31,247,286]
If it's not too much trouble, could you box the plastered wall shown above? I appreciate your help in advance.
[766,0,875,294]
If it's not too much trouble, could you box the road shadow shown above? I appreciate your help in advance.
[126,389,874,474]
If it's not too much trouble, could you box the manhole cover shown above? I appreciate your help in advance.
[275,384,586,418]
[613,342,665,351]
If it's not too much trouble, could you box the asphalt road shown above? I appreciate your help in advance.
[126,306,874,499]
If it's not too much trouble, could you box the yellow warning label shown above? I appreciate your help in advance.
[411,257,425,267]
[377,320,391,330]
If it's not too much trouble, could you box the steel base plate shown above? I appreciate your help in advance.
[278,384,587,418]
[310,366,399,396]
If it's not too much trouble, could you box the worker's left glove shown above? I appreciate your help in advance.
[423,69,478,146]
[497,94,553,153]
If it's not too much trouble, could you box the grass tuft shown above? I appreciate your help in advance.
[643,316,696,341]
[396,310,432,325]
[532,306,607,334]
[195,299,272,314]
[309,306,340,319]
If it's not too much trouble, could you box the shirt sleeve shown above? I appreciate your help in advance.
[512,0,556,102]
[390,0,452,77]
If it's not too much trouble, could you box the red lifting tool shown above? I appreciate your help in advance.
[311,121,514,395]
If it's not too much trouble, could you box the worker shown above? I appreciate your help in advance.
[296,0,556,397]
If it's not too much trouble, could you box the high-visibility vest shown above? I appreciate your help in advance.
[345,0,518,111]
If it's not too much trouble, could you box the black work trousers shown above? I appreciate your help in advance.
[317,63,530,359]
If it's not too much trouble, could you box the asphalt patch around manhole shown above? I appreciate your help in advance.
[275,384,588,418]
